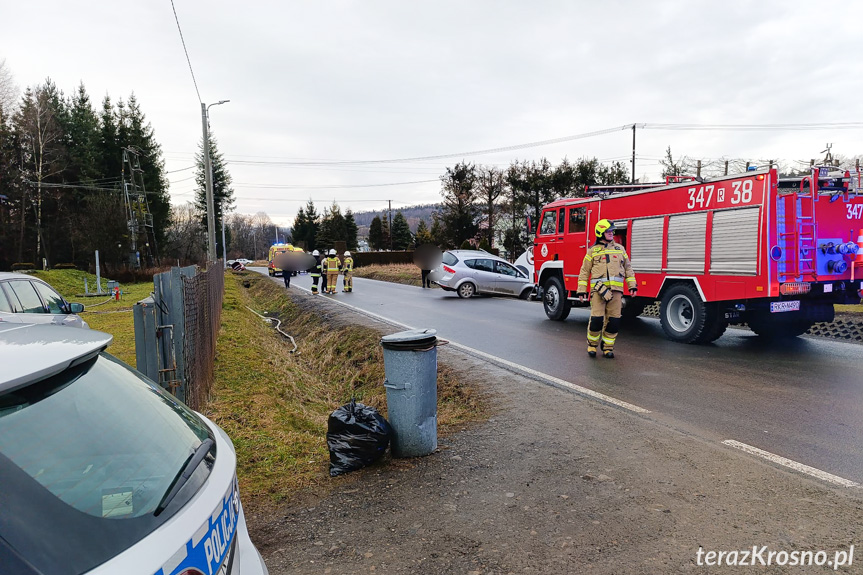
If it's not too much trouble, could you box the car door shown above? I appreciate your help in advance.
[0,283,18,324]
[3,280,52,325]
[32,280,86,328]
[493,260,526,295]
[463,258,498,294]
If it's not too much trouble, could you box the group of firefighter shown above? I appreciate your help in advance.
[306,249,353,295]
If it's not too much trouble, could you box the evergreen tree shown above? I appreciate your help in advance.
[368,216,383,250]
[298,199,319,252]
[380,211,391,250]
[316,202,347,249]
[98,95,121,180]
[344,209,358,250]
[124,93,170,256]
[414,219,432,247]
[62,83,100,185]
[194,135,234,259]
[439,161,480,248]
[390,211,412,250]
[291,205,308,249]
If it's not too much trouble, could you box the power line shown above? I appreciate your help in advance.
[169,0,202,104]
[645,122,863,131]
[166,165,195,173]
[224,125,635,167]
[229,179,439,189]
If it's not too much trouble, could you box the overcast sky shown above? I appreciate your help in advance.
[2,1,862,227]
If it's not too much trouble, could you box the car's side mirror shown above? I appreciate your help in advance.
[68,302,85,313]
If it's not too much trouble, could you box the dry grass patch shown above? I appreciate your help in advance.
[203,272,485,511]
[352,263,427,287]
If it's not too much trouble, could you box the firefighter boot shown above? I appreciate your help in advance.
[587,315,603,357]
[602,317,620,359]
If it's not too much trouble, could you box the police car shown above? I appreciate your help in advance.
[0,323,268,575]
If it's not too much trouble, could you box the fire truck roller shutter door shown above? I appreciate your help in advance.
[666,213,707,274]
[630,217,664,273]
[710,207,760,275]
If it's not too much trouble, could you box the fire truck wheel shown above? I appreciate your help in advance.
[659,283,714,344]
[543,276,571,321]
[747,314,813,338]
[457,282,476,298]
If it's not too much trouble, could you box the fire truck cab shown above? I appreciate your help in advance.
[533,167,863,343]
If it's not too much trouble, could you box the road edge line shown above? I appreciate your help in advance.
[722,440,860,488]
[288,281,650,414]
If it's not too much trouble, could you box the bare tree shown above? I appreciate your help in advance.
[0,59,17,114]
[477,166,506,248]
[14,82,65,265]
[165,202,205,264]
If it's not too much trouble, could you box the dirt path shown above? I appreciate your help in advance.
[249,293,862,574]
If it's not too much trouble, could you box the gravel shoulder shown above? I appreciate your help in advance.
[249,290,862,574]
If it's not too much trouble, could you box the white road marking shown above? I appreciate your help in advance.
[288,281,649,414]
[722,440,860,488]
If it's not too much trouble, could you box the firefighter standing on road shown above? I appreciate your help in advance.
[576,219,637,359]
[325,249,341,294]
[342,251,354,292]
[309,250,322,294]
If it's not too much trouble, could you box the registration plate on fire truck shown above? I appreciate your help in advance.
[770,300,800,313]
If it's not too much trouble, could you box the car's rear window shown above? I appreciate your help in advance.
[442,252,459,266]
[0,353,216,575]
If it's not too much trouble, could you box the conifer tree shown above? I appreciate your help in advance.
[391,211,412,250]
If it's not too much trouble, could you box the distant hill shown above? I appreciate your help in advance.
[352,203,441,234]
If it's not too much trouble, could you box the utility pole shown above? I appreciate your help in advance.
[631,124,636,184]
[201,100,229,263]
[388,199,393,251]
[221,209,228,268]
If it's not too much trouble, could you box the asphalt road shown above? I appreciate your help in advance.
[256,268,863,486]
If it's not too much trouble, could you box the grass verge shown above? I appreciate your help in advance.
[352,263,428,287]
[30,270,153,365]
[202,272,486,512]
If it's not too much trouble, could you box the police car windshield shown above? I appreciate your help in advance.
[0,352,215,574]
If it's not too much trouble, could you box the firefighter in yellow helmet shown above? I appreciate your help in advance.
[342,251,354,292]
[324,249,341,294]
[576,219,637,358]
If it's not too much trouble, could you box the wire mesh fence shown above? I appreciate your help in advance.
[181,263,224,411]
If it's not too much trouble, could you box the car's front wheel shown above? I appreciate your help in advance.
[457,282,476,298]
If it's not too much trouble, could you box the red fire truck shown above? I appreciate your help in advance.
[532,166,863,343]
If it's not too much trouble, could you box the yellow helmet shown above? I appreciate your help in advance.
[595,219,615,238]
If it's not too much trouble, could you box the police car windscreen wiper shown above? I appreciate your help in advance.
[155,438,214,516]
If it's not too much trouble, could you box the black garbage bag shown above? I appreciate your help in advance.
[327,400,393,477]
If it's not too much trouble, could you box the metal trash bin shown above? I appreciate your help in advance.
[380,329,438,457]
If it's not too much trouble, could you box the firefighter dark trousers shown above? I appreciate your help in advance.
[587,290,622,352]
[311,274,320,293]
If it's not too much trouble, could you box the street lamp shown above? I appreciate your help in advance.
[201,99,229,263]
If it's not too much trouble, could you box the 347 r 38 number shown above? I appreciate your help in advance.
[687,180,753,210]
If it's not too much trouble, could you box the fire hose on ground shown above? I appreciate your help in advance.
[246,306,298,353]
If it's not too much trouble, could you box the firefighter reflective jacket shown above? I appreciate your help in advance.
[342,256,353,273]
[309,256,321,277]
[325,256,341,273]
[577,240,637,293]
